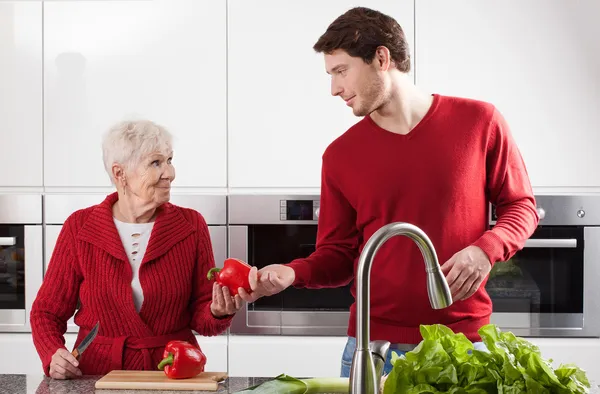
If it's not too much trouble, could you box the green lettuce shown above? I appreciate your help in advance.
[383,324,591,394]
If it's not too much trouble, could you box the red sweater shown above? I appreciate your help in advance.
[287,94,539,344]
[30,193,232,376]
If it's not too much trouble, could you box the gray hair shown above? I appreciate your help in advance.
[102,120,173,183]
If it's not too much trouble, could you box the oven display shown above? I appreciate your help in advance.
[285,200,314,221]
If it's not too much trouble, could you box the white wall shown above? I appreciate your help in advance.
[2,0,600,382]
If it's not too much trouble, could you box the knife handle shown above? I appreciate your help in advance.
[71,348,80,360]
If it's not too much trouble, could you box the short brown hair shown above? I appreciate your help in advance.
[313,7,411,73]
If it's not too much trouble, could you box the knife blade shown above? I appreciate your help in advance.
[72,321,99,360]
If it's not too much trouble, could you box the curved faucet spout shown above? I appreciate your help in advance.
[349,222,453,394]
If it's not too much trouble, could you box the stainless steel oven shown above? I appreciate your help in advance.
[228,194,353,335]
[0,195,43,332]
[44,194,228,333]
[229,194,600,339]
[488,194,600,337]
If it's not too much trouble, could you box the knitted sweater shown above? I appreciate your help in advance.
[287,94,539,344]
[30,192,232,376]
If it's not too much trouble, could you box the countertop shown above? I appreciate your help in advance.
[1,374,599,394]
[0,375,270,394]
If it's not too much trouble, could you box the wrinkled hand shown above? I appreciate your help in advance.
[238,265,295,303]
[441,246,491,301]
[210,283,243,318]
[49,348,82,379]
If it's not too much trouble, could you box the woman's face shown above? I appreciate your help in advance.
[125,150,175,206]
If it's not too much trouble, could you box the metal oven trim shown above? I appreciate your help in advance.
[44,194,227,225]
[229,194,600,338]
[229,225,281,335]
[0,195,43,333]
[41,194,229,334]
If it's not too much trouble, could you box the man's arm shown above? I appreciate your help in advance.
[240,154,359,302]
[286,157,359,288]
[472,107,540,264]
[443,106,540,301]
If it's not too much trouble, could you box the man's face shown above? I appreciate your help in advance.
[325,49,386,116]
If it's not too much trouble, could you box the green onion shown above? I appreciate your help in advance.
[234,373,350,393]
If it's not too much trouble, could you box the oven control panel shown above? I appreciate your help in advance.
[280,199,320,221]
[491,204,546,222]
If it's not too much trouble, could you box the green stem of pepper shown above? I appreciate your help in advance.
[157,353,174,370]
[206,267,221,281]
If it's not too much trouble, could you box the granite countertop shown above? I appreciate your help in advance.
[1,374,599,394]
[0,375,271,394]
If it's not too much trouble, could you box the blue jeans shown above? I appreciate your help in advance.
[340,336,488,378]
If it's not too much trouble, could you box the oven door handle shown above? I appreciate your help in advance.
[523,238,577,248]
[0,237,17,246]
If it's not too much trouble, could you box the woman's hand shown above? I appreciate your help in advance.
[210,283,242,318]
[49,348,82,379]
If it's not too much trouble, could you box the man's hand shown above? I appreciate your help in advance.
[441,246,492,301]
[238,265,295,303]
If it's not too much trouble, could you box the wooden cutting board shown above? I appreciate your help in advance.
[95,370,228,391]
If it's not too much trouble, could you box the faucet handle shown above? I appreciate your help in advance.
[369,340,391,380]
[369,340,391,360]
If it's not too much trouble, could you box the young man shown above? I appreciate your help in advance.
[238,7,539,377]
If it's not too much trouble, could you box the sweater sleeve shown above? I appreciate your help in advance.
[30,219,82,376]
[286,156,359,288]
[472,107,540,264]
[189,213,233,336]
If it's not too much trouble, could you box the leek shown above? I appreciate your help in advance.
[234,373,350,393]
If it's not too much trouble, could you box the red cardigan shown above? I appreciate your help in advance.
[30,192,232,376]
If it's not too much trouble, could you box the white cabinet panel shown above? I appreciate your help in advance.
[195,335,228,373]
[0,333,76,375]
[527,337,600,381]
[228,335,347,377]
[415,0,600,189]
[43,0,227,188]
[0,2,43,187]
[0,333,227,375]
[228,0,415,188]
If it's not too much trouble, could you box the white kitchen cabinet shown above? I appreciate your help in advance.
[0,333,77,375]
[43,0,227,189]
[414,0,600,189]
[228,335,347,377]
[0,2,43,187]
[195,335,228,373]
[527,337,600,382]
[226,335,600,381]
[228,0,415,189]
[0,333,227,375]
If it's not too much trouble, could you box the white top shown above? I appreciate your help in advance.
[113,218,154,313]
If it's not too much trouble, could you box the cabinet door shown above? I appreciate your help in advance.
[228,335,347,377]
[0,333,77,375]
[415,0,600,189]
[228,0,415,188]
[0,2,42,187]
[43,0,227,189]
[194,335,228,372]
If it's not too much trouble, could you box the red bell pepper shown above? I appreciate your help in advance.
[207,258,252,296]
[157,340,206,379]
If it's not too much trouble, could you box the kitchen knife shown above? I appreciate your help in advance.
[72,321,99,360]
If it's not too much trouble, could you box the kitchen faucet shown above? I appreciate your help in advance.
[349,222,454,394]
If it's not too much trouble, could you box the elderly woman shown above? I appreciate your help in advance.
[30,120,242,379]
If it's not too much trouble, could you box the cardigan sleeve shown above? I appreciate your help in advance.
[30,217,82,376]
[188,213,233,335]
